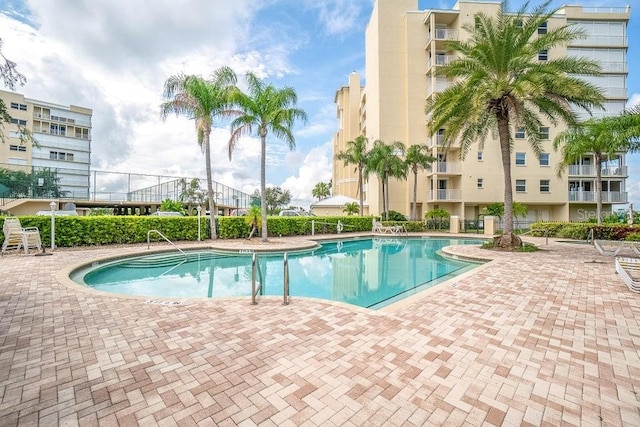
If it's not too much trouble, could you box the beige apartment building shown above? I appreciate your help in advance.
[1,90,92,199]
[332,0,630,223]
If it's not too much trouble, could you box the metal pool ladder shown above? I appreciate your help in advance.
[251,253,264,305]
[251,252,290,305]
[147,230,185,255]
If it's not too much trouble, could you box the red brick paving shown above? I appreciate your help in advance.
[0,236,639,426]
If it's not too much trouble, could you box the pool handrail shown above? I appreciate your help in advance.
[283,253,290,305]
[147,230,186,255]
[251,253,264,305]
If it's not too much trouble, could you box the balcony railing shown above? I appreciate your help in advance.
[568,165,627,176]
[426,81,449,96]
[427,55,455,69]
[570,36,627,47]
[581,6,629,13]
[599,62,628,73]
[426,29,458,44]
[568,191,628,203]
[434,162,462,174]
[429,189,462,201]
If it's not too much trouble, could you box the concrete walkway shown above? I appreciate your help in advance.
[0,235,638,426]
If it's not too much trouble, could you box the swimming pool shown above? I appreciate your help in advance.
[72,237,483,309]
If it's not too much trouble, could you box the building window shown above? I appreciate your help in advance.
[538,50,548,61]
[538,22,547,34]
[50,124,67,136]
[9,145,26,152]
[539,153,550,166]
[515,127,525,139]
[10,118,27,126]
[539,127,550,140]
[540,180,550,192]
[477,178,484,189]
[516,180,526,192]
[10,102,27,111]
[515,152,526,166]
[50,150,74,161]
[477,151,483,161]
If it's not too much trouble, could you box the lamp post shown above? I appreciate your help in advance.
[49,200,56,250]
[197,205,202,242]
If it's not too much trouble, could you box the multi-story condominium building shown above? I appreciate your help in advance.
[332,0,630,222]
[1,90,92,198]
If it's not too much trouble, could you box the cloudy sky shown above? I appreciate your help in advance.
[1,0,638,209]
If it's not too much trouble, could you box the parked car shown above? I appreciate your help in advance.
[279,210,316,217]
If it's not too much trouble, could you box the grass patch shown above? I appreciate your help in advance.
[481,240,539,252]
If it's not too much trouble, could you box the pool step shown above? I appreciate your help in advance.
[119,252,228,268]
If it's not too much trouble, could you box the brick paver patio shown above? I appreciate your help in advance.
[0,235,638,426]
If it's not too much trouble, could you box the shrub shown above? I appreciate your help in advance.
[380,211,406,221]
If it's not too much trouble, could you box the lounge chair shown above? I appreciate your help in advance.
[594,240,623,257]
[372,221,396,234]
[1,217,42,255]
[614,257,640,293]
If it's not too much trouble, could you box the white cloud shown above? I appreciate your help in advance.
[281,142,333,208]
[306,1,366,35]
[1,1,320,199]
[628,93,640,109]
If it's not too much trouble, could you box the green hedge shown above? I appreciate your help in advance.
[529,221,640,241]
[1,215,424,247]
[0,216,209,247]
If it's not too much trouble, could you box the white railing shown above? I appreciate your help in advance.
[427,55,455,69]
[600,62,627,73]
[429,189,462,201]
[570,36,628,47]
[581,6,629,13]
[435,162,462,174]
[569,165,627,176]
[568,191,628,203]
[608,87,628,98]
[426,28,458,44]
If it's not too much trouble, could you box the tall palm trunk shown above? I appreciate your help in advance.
[204,131,217,240]
[358,168,364,217]
[595,152,603,226]
[497,116,514,247]
[260,131,268,242]
[412,167,418,221]
[385,178,390,220]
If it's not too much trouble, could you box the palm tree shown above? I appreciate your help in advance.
[365,140,408,220]
[228,72,307,242]
[335,135,369,217]
[405,144,435,221]
[343,202,359,216]
[312,181,331,201]
[426,1,604,248]
[161,67,238,240]
[553,108,640,225]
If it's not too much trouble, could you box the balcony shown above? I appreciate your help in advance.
[568,191,628,203]
[570,35,627,47]
[600,62,628,73]
[568,165,627,176]
[426,55,454,70]
[426,80,450,96]
[432,162,461,175]
[425,29,458,44]
[429,189,462,201]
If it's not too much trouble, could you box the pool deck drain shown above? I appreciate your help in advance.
[0,234,639,426]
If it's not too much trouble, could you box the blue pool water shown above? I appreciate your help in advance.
[73,238,483,309]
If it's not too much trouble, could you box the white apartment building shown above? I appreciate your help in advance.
[332,0,630,222]
[1,90,92,198]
